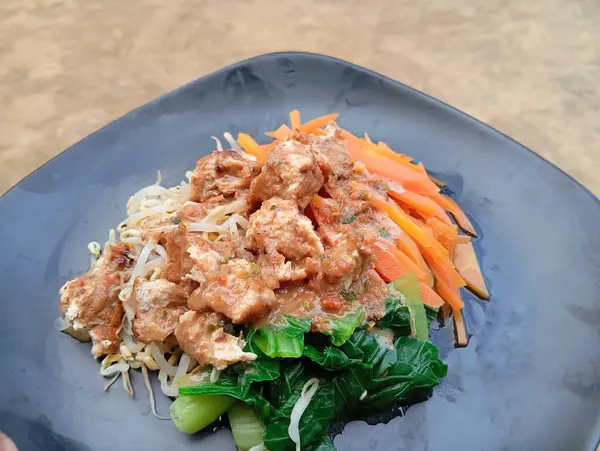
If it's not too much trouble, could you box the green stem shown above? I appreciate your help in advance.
[170,395,235,434]
[228,402,265,450]
[392,273,429,341]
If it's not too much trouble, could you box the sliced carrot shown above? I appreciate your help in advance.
[453,309,468,346]
[373,140,424,173]
[290,110,301,130]
[265,124,292,141]
[237,133,267,163]
[432,194,477,236]
[435,277,464,312]
[371,198,467,306]
[454,241,489,299]
[371,242,407,282]
[260,140,279,154]
[420,283,445,308]
[372,198,449,261]
[389,188,453,225]
[421,247,466,290]
[370,240,428,283]
[406,212,428,229]
[300,113,338,134]
[395,232,432,286]
[374,140,447,193]
[426,217,470,250]
[341,131,439,196]
[388,245,429,283]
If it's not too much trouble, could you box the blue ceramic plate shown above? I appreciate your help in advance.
[1,52,599,451]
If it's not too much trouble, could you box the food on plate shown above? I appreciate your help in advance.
[57,110,488,450]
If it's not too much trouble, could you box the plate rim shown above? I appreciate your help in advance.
[2,51,600,451]
[1,50,598,208]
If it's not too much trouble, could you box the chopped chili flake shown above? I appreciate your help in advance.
[322,295,344,311]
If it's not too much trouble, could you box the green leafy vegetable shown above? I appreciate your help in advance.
[238,357,281,396]
[263,362,336,451]
[378,295,439,337]
[259,331,447,449]
[325,307,365,346]
[179,371,273,421]
[250,316,312,358]
[392,273,429,340]
[303,345,364,370]
[253,330,304,359]
[364,336,447,406]
[175,299,447,450]
[376,298,413,337]
[332,331,444,416]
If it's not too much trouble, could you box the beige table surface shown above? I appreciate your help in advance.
[1,0,599,197]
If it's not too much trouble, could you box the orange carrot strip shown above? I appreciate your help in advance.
[389,188,453,225]
[300,114,338,134]
[373,197,466,298]
[265,124,291,141]
[372,198,449,261]
[371,241,407,282]
[421,246,466,290]
[435,277,465,311]
[373,140,424,173]
[406,212,428,229]
[237,133,267,163]
[341,131,439,196]
[260,140,279,154]
[432,194,477,236]
[426,217,470,250]
[375,140,445,192]
[453,309,468,346]
[388,244,429,283]
[370,240,428,283]
[395,232,432,285]
[420,283,445,308]
[290,110,301,130]
[454,241,490,299]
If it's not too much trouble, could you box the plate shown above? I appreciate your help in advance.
[1,52,599,451]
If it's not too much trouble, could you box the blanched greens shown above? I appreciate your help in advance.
[251,316,312,358]
[229,402,266,450]
[325,306,365,346]
[170,394,234,434]
[176,276,447,450]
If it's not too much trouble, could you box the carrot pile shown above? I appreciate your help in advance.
[237,110,489,347]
